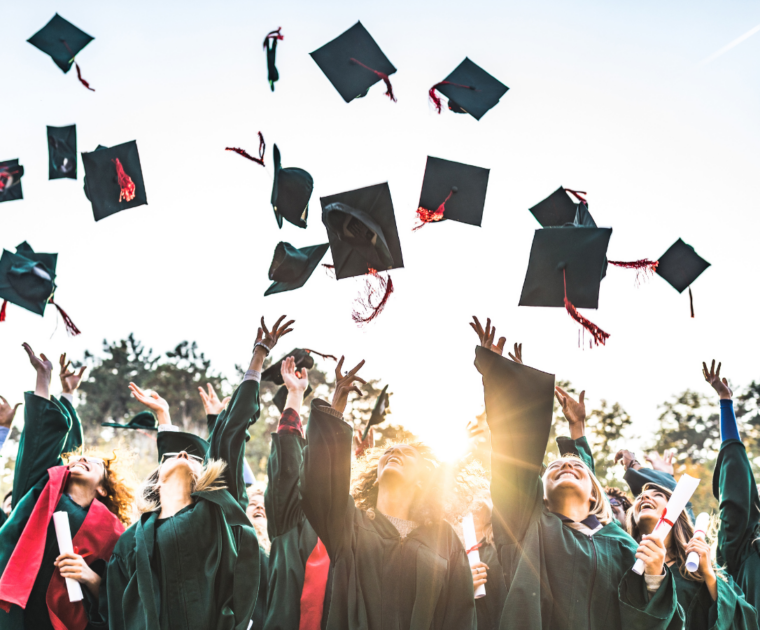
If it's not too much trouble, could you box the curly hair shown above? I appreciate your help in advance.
[63,449,137,527]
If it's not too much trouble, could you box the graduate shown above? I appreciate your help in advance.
[299,357,477,630]
[706,360,760,614]
[87,315,292,630]
[0,346,133,630]
[470,316,683,630]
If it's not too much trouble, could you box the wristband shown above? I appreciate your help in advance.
[253,341,271,356]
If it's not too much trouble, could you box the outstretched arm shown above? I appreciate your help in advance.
[554,387,595,473]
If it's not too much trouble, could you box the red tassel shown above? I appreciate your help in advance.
[349,58,396,102]
[0,300,7,322]
[608,259,659,284]
[564,188,588,204]
[263,27,284,47]
[352,269,394,325]
[49,299,82,337]
[413,189,454,231]
[428,81,476,114]
[226,132,266,166]
[689,287,695,318]
[322,264,336,279]
[62,40,95,91]
[112,158,136,202]
[304,349,339,361]
[562,269,609,346]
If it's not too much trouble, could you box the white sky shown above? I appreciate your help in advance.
[2,0,759,460]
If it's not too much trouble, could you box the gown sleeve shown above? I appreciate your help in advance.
[556,435,595,474]
[299,399,354,561]
[59,395,84,454]
[707,572,760,630]
[474,346,555,548]
[208,379,261,512]
[618,566,683,630]
[624,467,677,497]
[437,535,478,630]
[265,428,307,540]
[11,392,71,509]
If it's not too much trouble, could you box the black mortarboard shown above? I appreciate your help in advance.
[321,182,404,280]
[27,14,95,90]
[310,21,397,103]
[0,160,24,203]
[82,141,147,221]
[266,242,329,296]
[415,156,490,229]
[656,239,710,294]
[156,431,209,463]
[362,384,389,440]
[47,125,77,180]
[520,228,612,309]
[263,28,283,91]
[101,410,158,431]
[272,144,313,229]
[529,187,595,228]
[272,384,314,414]
[429,58,509,121]
[0,246,56,316]
[262,349,316,385]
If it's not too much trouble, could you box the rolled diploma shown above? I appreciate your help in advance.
[685,512,711,572]
[462,513,486,599]
[53,511,84,602]
[632,474,700,575]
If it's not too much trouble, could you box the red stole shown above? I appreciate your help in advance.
[298,537,330,630]
[0,466,124,630]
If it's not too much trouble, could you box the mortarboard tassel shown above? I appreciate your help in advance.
[608,259,659,284]
[61,40,95,91]
[322,263,336,279]
[48,298,81,336]
[689,287,695,318]
[263,27,284,44]
[413,188,456,231]
[563,188,588,204]
[349,58,396,102]
[352,269,394,325]
[428,82,476,114]
[562,269,609,346]
[112,158,136,202]
[226,132,266,166]
[0,300,6,322]
[304,349,339,361]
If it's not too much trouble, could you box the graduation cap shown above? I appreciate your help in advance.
[82,140,147,221]
[272,383,314,414]
[262,347,337,384]
[429,58,508,121]
[529,187,595,227]
[265,242,329,296]
[27,14,95,91]
[101,411,157,431]
[519,227,612,345]
[47,125,77,180]
[414,156,490,230]
[655,239,710,317]
[362,384,389,440]
[0,160,24,203]
[310,21,397,103]
[272,144,313,229]
[263,28,284,91]
[156,431,209,463]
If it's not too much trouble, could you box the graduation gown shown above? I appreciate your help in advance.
[0,393,119,630]
[88,379,262,630]
[300,399,476,630]
[474,540,507,630]
[475,347,682,630]
[264,430,329,630]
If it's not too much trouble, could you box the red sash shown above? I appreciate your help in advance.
[0,466,123,630]
[298,538,330,630]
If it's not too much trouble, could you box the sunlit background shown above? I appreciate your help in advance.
[1,0,759,464]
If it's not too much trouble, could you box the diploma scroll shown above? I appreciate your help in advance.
[685,512,711,572]
[462,513,486,599]
[53,511,84,602]
[632,474,700,575]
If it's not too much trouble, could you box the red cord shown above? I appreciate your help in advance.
[225,132,266,166]
[349,58,396,102]
[352,269,394,324]
[428,81,476,114]
[112,158,136,202]
[61,40,95,91]
[413,189,454,231]
[562,269,609,346]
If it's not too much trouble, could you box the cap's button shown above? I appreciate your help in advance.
[451,186,459,193]
[557,262,567,270]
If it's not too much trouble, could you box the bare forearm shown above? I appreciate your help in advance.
[35,372,51,400]
[569,422,585,440]
[249,347,268,374]
[285,390,305,413]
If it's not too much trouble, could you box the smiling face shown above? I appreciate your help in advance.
[247,493,266,524]
[376,444,423,487]
[632,486,669,534]
[66,456,107,495]
[543,457,594,507]
[158,451,203,485]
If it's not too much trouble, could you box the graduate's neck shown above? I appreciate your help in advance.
[158,473,194,519]
[376,478,416,522]
[65,478,99,509]
[546,492,592,524]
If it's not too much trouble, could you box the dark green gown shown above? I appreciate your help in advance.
[0,393,92,630]
[88,379,262,630]
[264,430,328,630]
[300,399,476,630]
[558,436,758,630]
[476,347,682,630]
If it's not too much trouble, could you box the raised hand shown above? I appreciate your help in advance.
[0,396,21,429]
[22,343,53,399]
[614,449,641,471]
[470,316,506,356]
[129,382,171,425]
[198,383,231,415]
[354,427,374,458]
[702,360,732,400]
[281,356,309,393]
[257,315,295,351]
[59,353,87,394]
[467,411,489,440]
[646,449,675,475]
[555,386,586,439]
[508,343,523,364]
[332,356,366,415]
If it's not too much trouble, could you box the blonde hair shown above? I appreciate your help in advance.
[542,455,614,526]
[137,458,227,513]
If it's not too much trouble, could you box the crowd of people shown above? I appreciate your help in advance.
[0,314,757,630]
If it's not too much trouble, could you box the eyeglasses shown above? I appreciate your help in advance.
[68,456,105,469]
[608,497,622,507]
[161,452,204,465]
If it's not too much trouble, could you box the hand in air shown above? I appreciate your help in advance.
[555,386,586,430]
[0,397,21,429]
[508,343,523,364]
[129,383,170,417]
[198,383,231,415]
[645,450,675,475]
[59,353,87,394]
[332,356,366,415]
[702,360,732,400]
[22,343,53,376]
[614,449,640,471]
[470,317,506,356]
[353,427,374,459]
[281,356,309,393]
[256,315,295,351]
